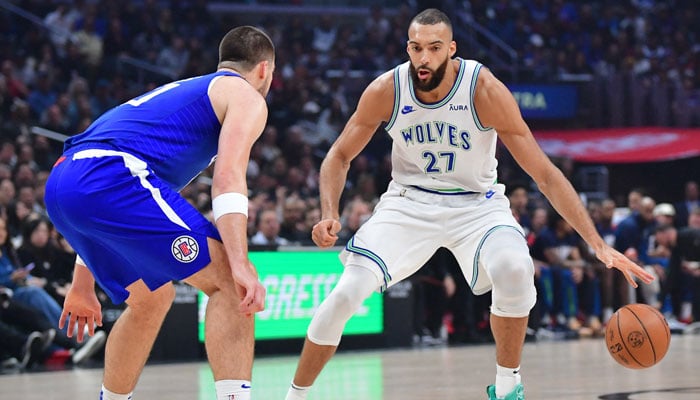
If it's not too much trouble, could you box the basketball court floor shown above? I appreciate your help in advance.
[1,334,698,399]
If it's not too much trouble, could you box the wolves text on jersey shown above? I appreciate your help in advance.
[399,120,471,150]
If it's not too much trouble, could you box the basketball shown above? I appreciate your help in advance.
[605,303,671,369]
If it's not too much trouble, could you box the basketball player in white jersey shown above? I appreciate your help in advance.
[284,9,654,400]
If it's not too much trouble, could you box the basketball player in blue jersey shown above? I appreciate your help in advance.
[43,26,274,400]
[284,9,654,400]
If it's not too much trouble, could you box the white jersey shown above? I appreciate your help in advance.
[384,58,498,194]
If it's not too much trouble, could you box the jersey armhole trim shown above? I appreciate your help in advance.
[384,67,401,131]
[207,71,243,95]
[470,63,491,132]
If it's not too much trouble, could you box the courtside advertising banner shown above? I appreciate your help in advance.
[534,127,700,163]
[507,84,578,119]
[198,250,384,341]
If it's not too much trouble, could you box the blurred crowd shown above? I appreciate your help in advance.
[468,0,700,87]
[0,0,699,372]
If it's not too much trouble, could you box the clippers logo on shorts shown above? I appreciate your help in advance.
[171,235,199,263]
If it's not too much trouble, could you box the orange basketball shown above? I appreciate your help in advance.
[605,303,671,369]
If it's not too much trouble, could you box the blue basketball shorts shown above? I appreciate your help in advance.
[44,147,221,304]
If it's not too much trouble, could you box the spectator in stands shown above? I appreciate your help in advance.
[298,155,320,197]
[258,126,282,164]
[532,210,587,333]
[1,60,30,104]
[17,216,74,305]
[508,182,533,236]
[653,203,676,228]
[0,142,17,170]
[336,198,372,246]
[1,99,32,141]
[655,222,700,323]
[0,318,51,371]
[366,5,391,44]
[102,16,130,76]
[1,289,106,368]
[675,181,699,228]
[131,19,166,64]
[0,216,64,325]
[311,15,337,61]
[616,196,663,308]
[16,184,45,218]
[352,173,379,205]
[156,35,190,79]
[627,188,646,214]
[615,195,656,262]
[250,209,289,248]
[315,97,347,151]
[298,207,321,247]
[595,199,624,322]
[6,200,31,244]
[689,208,700,229]
[0,178,15,220]
[72,15,104,78]
[27,71,57,120]
[43,2,80,55]
[279,196,308,244]
[524,206,548,337]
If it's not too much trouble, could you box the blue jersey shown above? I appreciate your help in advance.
[64,71,241,191]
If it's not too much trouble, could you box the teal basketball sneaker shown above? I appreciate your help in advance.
[486,383,524,400]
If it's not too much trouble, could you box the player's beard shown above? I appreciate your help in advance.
[409,56,449,92]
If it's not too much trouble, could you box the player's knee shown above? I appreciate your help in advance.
[488,249,536,318]
[306,267,377,346]
[334,287,366,315]
[307,289,363,346]
[488,248,534,291]
[127,283,175,314]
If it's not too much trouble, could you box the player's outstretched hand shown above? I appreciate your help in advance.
[596,245,655,288]
[59,285,103,343]
[312,219,341,248]
[233,260,266,316]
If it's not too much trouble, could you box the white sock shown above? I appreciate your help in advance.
[215,380,251,400]
[285,382,311,400]
[602,307,613,323]
[681,302,693,320]
[100,385,132,400]
[495,365,521,398]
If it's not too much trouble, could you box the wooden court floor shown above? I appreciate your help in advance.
[1,334,699,399]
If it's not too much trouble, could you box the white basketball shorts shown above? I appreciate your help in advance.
[340,180,526,295]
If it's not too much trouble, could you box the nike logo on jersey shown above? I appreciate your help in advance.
[401,105,416,114]
[485,189,495,199]
[241,383,251,389]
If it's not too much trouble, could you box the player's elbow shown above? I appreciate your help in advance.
[324,146,353,172]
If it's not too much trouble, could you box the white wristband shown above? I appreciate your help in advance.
[212,192,249,221]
